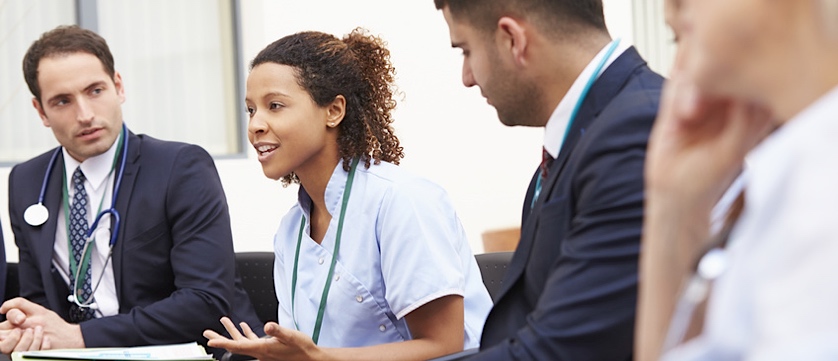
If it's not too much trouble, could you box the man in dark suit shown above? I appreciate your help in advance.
[435,0,663,359]
[0,25,261,356]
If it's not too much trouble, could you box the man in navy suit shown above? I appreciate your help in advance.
[436,0,663,359]
[0,25,261,356]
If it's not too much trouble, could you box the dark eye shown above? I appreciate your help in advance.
[270,102,284,110]
[91,87,103,95]
[245,107,255,117]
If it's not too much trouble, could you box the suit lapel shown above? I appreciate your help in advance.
[493,47,647,302]
[110,132,141,302]
[36,149,66,295]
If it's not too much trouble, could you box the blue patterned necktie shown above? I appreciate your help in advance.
[69,166,96,321]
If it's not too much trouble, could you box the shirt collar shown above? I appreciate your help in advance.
[298,161,351,219]
[63,131,122,193]
[543,40,630,158]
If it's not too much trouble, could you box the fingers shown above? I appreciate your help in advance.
[264,322,292,344]
[5,309,27,327]
[203,329,224,341]
[239,322,259,340]
[29,326,44,351]
[13,328,34,353]
[218,317,246,341]
[0,329,22,354]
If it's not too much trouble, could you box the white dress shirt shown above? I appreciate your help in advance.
[543,39,631,158]
[54,134,121,318]
[273,161,493,348]
[664,85,838,360]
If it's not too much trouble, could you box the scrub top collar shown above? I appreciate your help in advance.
[297,160,353,223]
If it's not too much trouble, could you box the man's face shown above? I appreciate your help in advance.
[34,52,125,162]
[442,6,542,127]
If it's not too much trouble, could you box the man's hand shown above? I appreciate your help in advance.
[0,298,85,353]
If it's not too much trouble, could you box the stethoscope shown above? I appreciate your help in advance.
[23,124,129,311]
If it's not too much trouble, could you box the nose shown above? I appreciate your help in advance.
[247,110,267,138]
[76,98,94,123]
[462,60,476,88]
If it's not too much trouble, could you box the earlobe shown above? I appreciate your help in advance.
[497,17,529,66]
[326,95,346,128]
[32,98,50,127]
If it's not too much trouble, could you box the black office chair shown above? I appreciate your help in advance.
[222,252,277,361]
[235,252,278,324]
[474,251,513,303]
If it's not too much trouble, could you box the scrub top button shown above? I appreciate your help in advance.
[356,295,363,303]
[318,257,324,265]
[379,325,386,332]
[334,274,340,282]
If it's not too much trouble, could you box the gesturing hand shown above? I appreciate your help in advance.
[204,317,323,361]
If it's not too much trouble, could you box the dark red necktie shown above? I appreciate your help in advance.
[540,147,554,180]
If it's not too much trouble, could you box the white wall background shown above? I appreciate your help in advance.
[1,0,653,261]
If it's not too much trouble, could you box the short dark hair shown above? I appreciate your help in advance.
[434,0,607,37]
[251,28,404,186]
[23,25,115,102]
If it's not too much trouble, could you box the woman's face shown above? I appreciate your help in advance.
[245,63,334,180]
[669,0,793,99]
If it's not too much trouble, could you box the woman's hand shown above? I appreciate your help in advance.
[204,318,322,361]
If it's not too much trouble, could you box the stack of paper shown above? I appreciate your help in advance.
[12,342,214,361]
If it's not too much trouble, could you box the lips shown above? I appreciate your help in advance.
[256,144,278,156]
[77,127,102,140]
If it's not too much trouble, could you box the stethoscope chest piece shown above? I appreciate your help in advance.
[24,203,49,226]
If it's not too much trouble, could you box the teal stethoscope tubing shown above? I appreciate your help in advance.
[27,124,129,308]
[532,39,621,208]
[290,157,360,345]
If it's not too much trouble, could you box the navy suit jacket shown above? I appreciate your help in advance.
[471,47,663,360]
[0,224,5,303]
[7,132,262,355]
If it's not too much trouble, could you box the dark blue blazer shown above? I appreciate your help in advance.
[7,132,262,355]
[471,47,663,360]
[0,223,5,303]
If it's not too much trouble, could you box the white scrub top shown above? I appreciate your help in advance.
[273,160,492,348]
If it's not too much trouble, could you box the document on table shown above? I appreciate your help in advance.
[11,342,214,361]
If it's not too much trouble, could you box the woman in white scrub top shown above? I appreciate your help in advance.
[636,0,838,360]
[204,28,493,361]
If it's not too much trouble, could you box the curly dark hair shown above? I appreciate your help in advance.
[251,28,404,186]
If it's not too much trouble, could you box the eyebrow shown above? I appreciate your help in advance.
[245,91,291,104]
[45,80,107,105]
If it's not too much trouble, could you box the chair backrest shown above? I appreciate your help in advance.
[474,251,514,303]
[235,252,277,324]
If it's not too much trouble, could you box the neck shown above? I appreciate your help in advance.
[297,157,340,217]
[537,32,612,123]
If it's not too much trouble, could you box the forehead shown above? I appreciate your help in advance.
[37,53,110,95]
[442,6,482,45]
[246,63,306,97]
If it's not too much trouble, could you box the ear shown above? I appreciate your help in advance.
[325,95,346,128]
[32,98,50,127]
[113,71,126,104]
[497,17,529,67]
